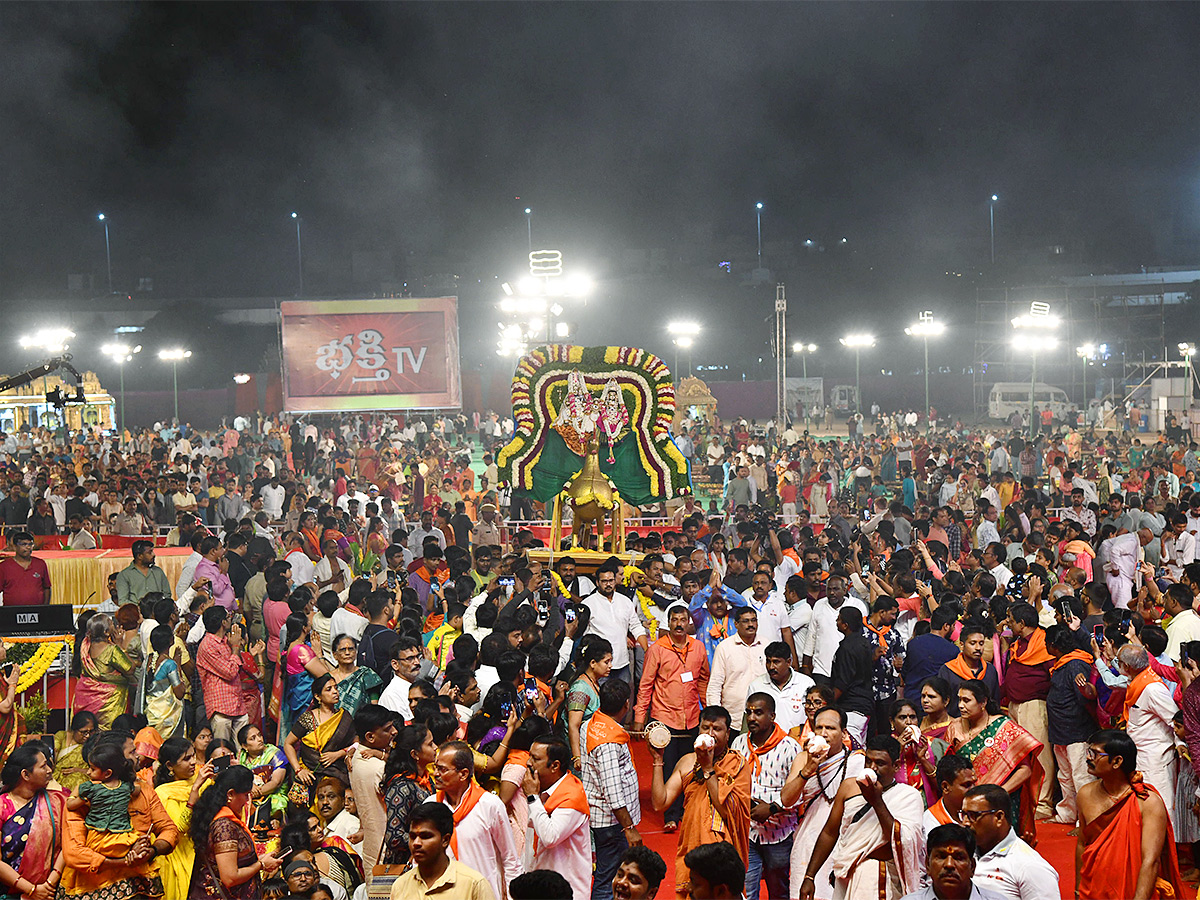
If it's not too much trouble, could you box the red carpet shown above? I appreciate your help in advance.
[627,741,1197,900]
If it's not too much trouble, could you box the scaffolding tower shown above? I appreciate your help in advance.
[971,272,1193,415]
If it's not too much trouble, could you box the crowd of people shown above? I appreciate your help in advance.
[0,407,1196,899]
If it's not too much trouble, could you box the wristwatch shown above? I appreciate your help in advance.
[526,794,538,804]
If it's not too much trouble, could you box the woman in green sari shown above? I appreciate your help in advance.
[52,711,97,792]
[73,613,140,729]
[564,637,612,767]
[328,635,382,717]
[946,679,1044,844]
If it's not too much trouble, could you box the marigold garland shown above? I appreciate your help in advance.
[14,641,64,692]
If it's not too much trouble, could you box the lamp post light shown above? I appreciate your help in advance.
[755,202,764,267]
[905,312,946,433]
[157,349,191,424]
[668,322,701,383]
[1011,303,1060,438]
[839,334,876,415]
[791,342,817,380]
[97,214,112,293]
[989,194,998,265]
[524,208,533,253]
[290,212,304,296]
[1181,342,1197,410]
[1076,343,1099,409]
[102,343,141,442]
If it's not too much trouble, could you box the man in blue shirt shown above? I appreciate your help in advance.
[901,605,960,705]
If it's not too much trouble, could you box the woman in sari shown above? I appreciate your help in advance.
[919,676,954,744]
[299,511,323,561]
[946,678,1044,844]
[143,625,185,739]
[380,723,435,865]
[0,743,65,899]
[189,765,285,899]
[53,711,97,792]
[283,675,356,803]
[73,614,140,729]
[0,664,22,770]
[565,637,612,765]
[365,517,388,557]
[328,635,382,717]
[890,698,944,805]
[271,613,330,743]
[155,735,212,900]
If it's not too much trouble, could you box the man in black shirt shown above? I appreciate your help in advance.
[829,606,875,745]
[359,590,399,684]
[722,547,754,594]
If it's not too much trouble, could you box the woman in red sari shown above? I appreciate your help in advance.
[0,743,64,899]
[946,678,1044,844]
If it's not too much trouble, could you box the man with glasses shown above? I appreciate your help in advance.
[961,784,1058,900]
[0,531,50,605]
[379,638,423,721]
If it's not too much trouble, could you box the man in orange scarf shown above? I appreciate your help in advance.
[521,737,592,900]
[937,620,1000,716]
[1076,729,1181,900]
[1116,644,1180,833]
[731,693,801,900]
[432,741,521,900]
[583,680,643,899]
[649,706,751,900]
[1006,602,1057,820]
[1045,624,1097,824]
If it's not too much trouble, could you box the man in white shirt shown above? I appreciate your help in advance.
[259,476,286,519]
[313,539,352,603]
[1163,584,1200,663]
[706,607,766,728]
[747,642,815,735]
[283,532,315,587]
[520,738,592,900]
[336,480,369,515]
[65,514,97,550]
[583,568,647,688]
[962,784,1059,900]
[378,638,422,721]
[1163,512,1198,581]
[1106,528,1153,609]
[980,543,1012,591]
[801,575,867,678]
[433,742,522,900]
[741,570,795,660]
[1118,644,1180,831]
[408,509,447,558]
[975,504,1002,550]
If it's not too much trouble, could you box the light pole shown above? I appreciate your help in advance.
[1012,302,1060,438]
[1181,342,1197,411]
[158,349,191,424]
[1076,343,1098,409]
[668,322,701,383]
[792,342,817,379]
[905,312,946,433]
[755,202,763,267]
[102,343,141,441]
[839,334,875,415]
[524,208,532,253]
[989,194,998,265]
[290,212,304,296]
[97,214,112,292]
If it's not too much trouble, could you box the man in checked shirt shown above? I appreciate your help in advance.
[582,679,643,900]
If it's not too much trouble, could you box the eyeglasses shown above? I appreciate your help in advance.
[959,808,1002,823]
[1085,749,1110,761]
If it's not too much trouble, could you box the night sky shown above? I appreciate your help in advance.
[3,2,1200,386]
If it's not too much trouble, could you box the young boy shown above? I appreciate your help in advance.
[427,602,465,671]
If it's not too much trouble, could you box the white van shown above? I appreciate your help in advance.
[987,382,1070,421]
